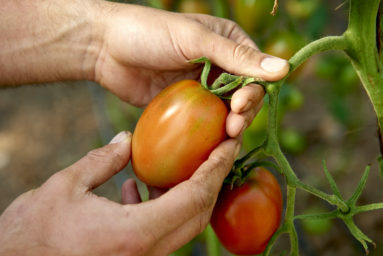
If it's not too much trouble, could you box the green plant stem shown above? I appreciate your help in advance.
[345,0,383,154]
[263,225,287,256]
[355,203,383,214]
[289,36,349,73]
[265,88,348,211]
[294,211,338,221]
[295,180,349,212]
[284,186,299,256]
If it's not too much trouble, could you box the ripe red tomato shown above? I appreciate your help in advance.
[132,80,227,188]
[211,167,282,255]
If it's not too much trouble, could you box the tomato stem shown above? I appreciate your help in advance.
[263,224,288,256]
[355,203,383,214]
[206,0,383,253]
[190,57,211,90]
[294,211,338,221]
[289,35,349,74]
[189,57,265,98]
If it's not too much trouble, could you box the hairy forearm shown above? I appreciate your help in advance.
[0,0,102,86]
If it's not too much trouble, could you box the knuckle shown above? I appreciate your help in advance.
[118,235,148,256]
[209,152,230,168]
[226,20,241,36]
[232,44,255,64]
[118,226,156,256]
[42,171,73,192]
[86,147,125,171]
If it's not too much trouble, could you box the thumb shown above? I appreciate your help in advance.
[64,131,132,189]
[189,32,289,81]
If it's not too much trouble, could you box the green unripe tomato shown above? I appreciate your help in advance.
[280,85,304,111]
[301,206,333,235]
[279,129,306,154]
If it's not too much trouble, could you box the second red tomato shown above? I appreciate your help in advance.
[211,167,283,255]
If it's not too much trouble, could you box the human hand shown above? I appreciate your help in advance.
[95,3,289,137]
[0,131,240,256]
[0,0,288,137]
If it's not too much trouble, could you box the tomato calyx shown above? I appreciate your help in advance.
[224,159,280,188]
[189,57,265,99]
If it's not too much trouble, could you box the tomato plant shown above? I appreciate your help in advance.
[131,80,227,188]
[211,167,282,255]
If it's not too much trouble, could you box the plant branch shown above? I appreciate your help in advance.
[263,224,287,256]
[355,203,383,214]
[294,211,338,220]
[295,180,349,213]
[323,160,344,200]
[289,36,349,73]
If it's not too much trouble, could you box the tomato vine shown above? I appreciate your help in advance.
[194,0,383,255]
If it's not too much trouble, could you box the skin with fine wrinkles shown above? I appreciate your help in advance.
[0,0,289,255]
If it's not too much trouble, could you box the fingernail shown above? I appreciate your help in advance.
[261,57,288,73]
[234,142,241,158]
[109,131,131,144]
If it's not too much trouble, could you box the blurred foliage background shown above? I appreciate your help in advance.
[0,0,382,255]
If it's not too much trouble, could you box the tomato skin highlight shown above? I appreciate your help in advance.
[211,167,282,255]
[132,80,228,188]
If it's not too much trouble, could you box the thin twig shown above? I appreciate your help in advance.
[271,0,279,16]
[335,1,348,11]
